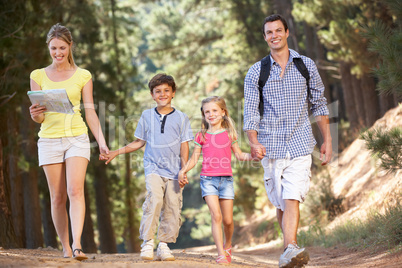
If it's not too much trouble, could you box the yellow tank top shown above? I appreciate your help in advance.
[30,68,91,138]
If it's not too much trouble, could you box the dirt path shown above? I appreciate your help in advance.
[0,244,400,267]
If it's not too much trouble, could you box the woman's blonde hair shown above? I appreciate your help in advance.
[46,23,75,66]
[200,96,238,141]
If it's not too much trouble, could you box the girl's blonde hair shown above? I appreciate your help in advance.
[200,96,238,141]
[46,23,75,67]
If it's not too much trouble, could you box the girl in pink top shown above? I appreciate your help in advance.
[179,96,253,264]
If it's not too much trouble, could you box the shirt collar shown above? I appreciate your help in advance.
[154,107,175,116]
[269,48,301,66]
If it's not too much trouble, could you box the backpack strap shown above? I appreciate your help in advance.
[293,58,311,99]
[258,56,311,120]
[258,56,271,119]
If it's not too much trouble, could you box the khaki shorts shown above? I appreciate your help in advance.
[261,153,312,211]
[37,134,90,166]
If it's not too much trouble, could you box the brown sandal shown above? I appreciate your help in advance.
[73,248,88,261]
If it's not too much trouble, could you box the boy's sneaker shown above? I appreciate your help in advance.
[140,239,154,260]
[156,242,175,261]
[279,243,309,268]
[216,255,230,264]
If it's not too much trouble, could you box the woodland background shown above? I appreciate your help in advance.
[0,0,401,253]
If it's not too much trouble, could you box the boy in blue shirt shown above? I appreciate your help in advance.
[104,73,193,261]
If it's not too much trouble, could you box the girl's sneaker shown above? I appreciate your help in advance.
[216,255,229,264]
[224,245,232,263]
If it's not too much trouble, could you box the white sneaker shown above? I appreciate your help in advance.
[279,243,309,268]
[140,239,154,260]
[156,242,175,261]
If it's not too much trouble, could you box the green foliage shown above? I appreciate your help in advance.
[297,220,326,247]
[302,174,344,225]
[293,0,397,77]
[234,176,258,218]
[256,220,270,237]
[360,126,402,173]
[273,221,282,239]
[361,0,402,97]
[179,204,214,247]
[299,199,402,250]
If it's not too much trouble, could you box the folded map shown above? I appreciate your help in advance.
[27,89,74,114]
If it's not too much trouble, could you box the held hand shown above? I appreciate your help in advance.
[320,141,332,166]
[99,153,108,161]
[104,150,118,165]
[178,171,189,188]
[250,142,266,160]
[99,145,110,161]
[29,104,46,117]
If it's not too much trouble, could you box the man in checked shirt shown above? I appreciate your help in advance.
[243,14,332,268]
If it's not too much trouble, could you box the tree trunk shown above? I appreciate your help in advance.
[392,92,402,107]
[93,164,117,253]
[303,23,315,58]
[125,154,141,253]
[350,74,367,127]
[333,83,347,121]
[339,62,360,132]
[20,102,44,249]
[39,170,58,249]
[378,93,396,117]
[40,183,58,248]
[6,113,25,247]
[360,74,380,127]
[273,0,299,51]
[314,30,333,104]
[81,181,97,253]
[0,138,19,248]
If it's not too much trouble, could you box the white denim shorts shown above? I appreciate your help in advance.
[37,134,90,166]
[261,153,312,211]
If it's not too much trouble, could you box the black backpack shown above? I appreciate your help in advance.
[258,55,311,119]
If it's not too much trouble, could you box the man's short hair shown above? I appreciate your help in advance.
[148,73,176,93]
[262,14,289,36]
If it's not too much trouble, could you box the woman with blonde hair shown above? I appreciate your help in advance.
[29,23,109,260]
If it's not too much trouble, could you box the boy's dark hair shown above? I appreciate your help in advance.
[262,14,288,36]
[148,73,176,93]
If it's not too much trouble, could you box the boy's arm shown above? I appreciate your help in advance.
[178,146,202,187]
[180,141,189,168]
[232,142,253,161]
[105,138,146,165]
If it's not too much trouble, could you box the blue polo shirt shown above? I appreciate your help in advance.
[135,108,194,180]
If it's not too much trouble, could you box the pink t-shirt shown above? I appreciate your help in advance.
[195,130,237,176]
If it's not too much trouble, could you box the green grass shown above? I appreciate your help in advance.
[298,200,402,251]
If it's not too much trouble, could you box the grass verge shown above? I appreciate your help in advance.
[298,199,402,252]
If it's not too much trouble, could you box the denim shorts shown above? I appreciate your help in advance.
[200,175,234,200]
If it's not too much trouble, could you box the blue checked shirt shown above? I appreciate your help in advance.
[243,49,329,159]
